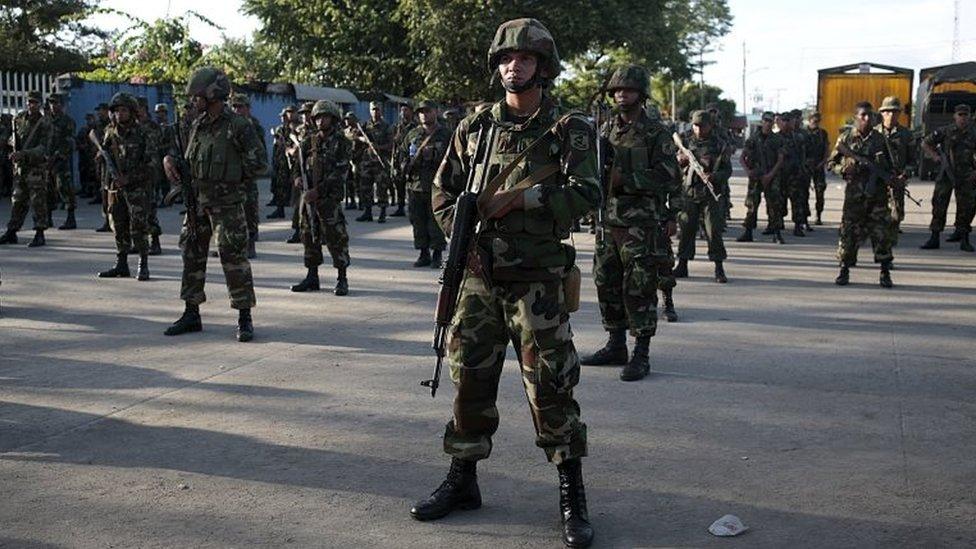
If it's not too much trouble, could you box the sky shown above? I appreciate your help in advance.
[91,0,976,112]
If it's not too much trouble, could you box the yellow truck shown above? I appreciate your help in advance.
[816,62,914,149]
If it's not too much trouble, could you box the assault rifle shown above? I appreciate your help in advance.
[423,123,498,398]
[355,122,389,170]
[290,133,319,243]
[672,132,721,200]
[162,109,198,238]
[88,129,122,185]
[835,143,921,206]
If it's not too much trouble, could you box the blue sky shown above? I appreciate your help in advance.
[95,0,975,112]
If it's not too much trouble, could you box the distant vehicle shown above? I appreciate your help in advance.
[914,62,976,179]
[816,62,914,149]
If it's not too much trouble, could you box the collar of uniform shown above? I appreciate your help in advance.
[199,107,232,128]
[850,127,875,143]
[612,108,649,135]
[490,96,557,131]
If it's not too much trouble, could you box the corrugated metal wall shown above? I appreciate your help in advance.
[817,74,913,147]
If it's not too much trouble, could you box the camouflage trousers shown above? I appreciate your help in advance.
[594,224,673,337]
[345,167,357,205]
[444,273,587,465]
[7,167,49,231]
[300,197,350,269]
[109,183,151,254]
[357,162,390,208]
[837,192,895,267]
[148,172,161,238]
[678,195,727,261]
[928,174,975,234]
[392,175,406,207]
[244,177,259,236]
[178,202,256,310]
[408,190,445,251]
[783,172,810,223]
[272,164,291,207]
[742,176,784,230]
[810,167,827,216]
[50,159,75,210]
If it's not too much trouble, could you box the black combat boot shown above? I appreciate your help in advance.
[410,458,481,521]
[430,249,443,269]
[815,212,823,225]
[137,254,150,281]
[247,235,257,259]
[98,253,131,278]
[266,205,285,219]
[879,263,893,288]
[286,228,301,244]
[793,223,805,237]
[28,229,45,248]
[920,231,940,249]
[804,219,813,232]
[149,234,162,256]
[674,258,689,278]
[266,197,277,207]
[581,330,628,366]
[95,219,111,232]
[961,234,974,252]
[736,228,753,242]
[835,265,850,286]
[237,308,253,342]
[58,209,77,230]
[345,198,357,210]
[946,229,963,243]
[0,229,16,245]
[761,226,774,235]
[662,289,678,322]
[714,261,727,283]
[164,303,203,336]
[377,206,387,223]
[392,203,406,217]
[291,267,321,292]
[334,266,349,296]
[772,230,786,244]
[356,206,373,222]
[557,459,594,548]
[414,248,431,267]
[620,335,651,381]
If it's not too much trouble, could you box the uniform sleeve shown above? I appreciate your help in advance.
[432,118,473,235]
[522,114,601,226]
[234,116,268,178]
[828,132,848,176]
[22,118,52,162]
[922,128,944,148]
[647,129,680,189]
[144,128,159,174]
[323,135,349,204]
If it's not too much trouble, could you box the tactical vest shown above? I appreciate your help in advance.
[603,112,675,226]
[105,122,152,180]
[187,112,244,194]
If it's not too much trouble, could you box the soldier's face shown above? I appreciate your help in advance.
[808,117,820,128]
[27,100,40,114]
[761,119,773,132]
[775,117,787,132]
[114,106,132,124]
[613,89,640,108]
[693,122,711,138]
[192,96,208,112]
[418,109,437,125]
[315,115,333,132]
[880,111,897,126]
[854,108,872,132]
[50,102,63,114]
[400,106,413,120]
[498,51,539,89]
[371,107,381,120]
[155,110,167,123]
[954,112,970,128]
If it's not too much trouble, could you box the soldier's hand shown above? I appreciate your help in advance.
[665,220,677,237]
[677,153,690,167]
[486,192,524,219]
[163,155,181,184]
[305,188,319,203]
[293,177,303,189]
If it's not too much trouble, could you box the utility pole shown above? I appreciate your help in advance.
[952,0,961,62]
[742,41,747,116]
[699,48,705,109]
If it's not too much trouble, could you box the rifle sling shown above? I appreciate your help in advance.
[478,164,560,220]
[405,128,439,173]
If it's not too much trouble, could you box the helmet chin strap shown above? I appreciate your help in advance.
[500,67,545,94]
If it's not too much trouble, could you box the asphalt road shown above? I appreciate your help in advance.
[1,171,974,548]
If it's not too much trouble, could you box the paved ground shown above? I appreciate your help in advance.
[1,170,974,549]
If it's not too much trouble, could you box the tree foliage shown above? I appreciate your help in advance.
[200,34,285,83]
[0,0,106,73]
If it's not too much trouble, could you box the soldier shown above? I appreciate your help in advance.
[738,111,785,243]
[920,103,976,252]
[162,67,267,342]
[674,110,731,283]
[135,96,163,255]
[829,102,897,286]
[92,103,113,233]
[154,103,174,209]
[342,111,362,212]
[267,105,295,220]
[289,100,352,296]
[804,112,831,226]
[354,101,393,223]
[94,93,155,280]
[706,102,734,221]
[0,90,52,247]
[286,102,315,243]
[45,94,77,230]
[411,19,597,548]
[76,113,97,199]
[230,93,265,259]
[0,113,12,198]
[401,100,450,268]
[874,97,916,239]
[779,111,809,236]
[390,102,417,217]
[580,64,682,382]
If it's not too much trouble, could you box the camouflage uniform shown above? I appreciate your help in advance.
[178,106,266,309]
[245,114,266,237]
[740,123,785,230]
[139,116,164,240]
[402,118,450,252]
[294,117,352,270]
[47,106,76,212]
[922,122,976,236]
[392,112,417,211]
[103,113,156,255]
[779,124,808,227]
[343,114,363,209]
[804,122,830,221]
[0,114,12,197]
[5,106,52,233]
[358,112,393,211]
[829,127,895,267]
[676,124,731,262]
[432,97,599,464]
[595,107,681,337]
[875,122,915,234]
[271,110,294,209]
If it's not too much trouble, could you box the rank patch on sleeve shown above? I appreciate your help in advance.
[569,130,590,151]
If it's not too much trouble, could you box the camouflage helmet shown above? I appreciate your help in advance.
[878,96,902,112]
[415,99,438,112]
[230,93,251,107]
[487,18,561,79]
[607,64,650,98]
[185,67,231,101]
[311,99,342,120]
[109,92,139,112]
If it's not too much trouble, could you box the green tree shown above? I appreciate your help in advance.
[200,34,284,83]
[0,0,106,73]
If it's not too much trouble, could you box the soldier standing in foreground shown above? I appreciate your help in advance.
[804,112,831,226]
[162,67,267,342]
[829,101,896,287]
[0,91,52,247]
[390,102,417,217]
[289,100,352,296]
[411,18,597,548]
[581,64,682,381]
[401,100,450,268]
[738,111,785,243]
[47,94,77,230]
[920,103,976,252]
[96,93,156,281]
[674,110,731,283]
[874,97,916,240]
